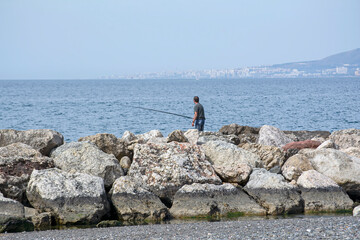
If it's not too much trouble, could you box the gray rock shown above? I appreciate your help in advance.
[128,142,221,200]
[120,156,132,174]
[78,133,131,160]
[281,153,314,182]
[50,142,124,188]
[308,148,360,200]
[121,131,136,144]
[317,139,338,149]
[219,124,260,145]
[354,205,360,216]
[283,130,331,142]
[202,140,262,184]
[329,129,360,150]
[244,169,303,215]
[167,130,188,143]
[110,176,169,222]
[0,192,25,223]
[136,130,164,143]
[24,207,37,219]
[258,125,292,148]
[184,129,200,145]
[0,129,64,156]
[26,168,110,225]
[0,143,54,203]
[197,132,240,145]
[31,212,52,230]
[297,170,353,212]
[342,147,360,158]
[0,218,34,233]
[170,183,266,218]
[240,143,286,170]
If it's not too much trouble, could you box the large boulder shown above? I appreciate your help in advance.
[110,176,169,222]
[26,168,110,225]
[258,125,292,148]
[202,141,262,184]
[354,206,360,217]
[218,124,259,145]
[283,130,331,142]
[282,140,322,152]
[240,143,286,170]
[317,140,338,149]
[0,129,64,156]
[281,152,314,182]
[0,192,25,223]
[128,142,221,201]
[0,143,54,203]
[297,170,353,212]
[170,183,266,218]
[244,169,303,215]
[78,133,131,160]
[136,130,164,143]
[50,142,124,188]
[166,130,188,143]
[184,129,200,145]
[329,129,360,150]
[308,148,360,200]
[197,132,240,145]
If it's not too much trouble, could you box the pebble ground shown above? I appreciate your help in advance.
[1,216,359,240]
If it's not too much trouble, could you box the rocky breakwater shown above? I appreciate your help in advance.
[0,127,360,232]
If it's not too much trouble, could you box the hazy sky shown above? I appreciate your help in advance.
[1,0,359,79]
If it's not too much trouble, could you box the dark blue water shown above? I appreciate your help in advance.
[0,78,359,142]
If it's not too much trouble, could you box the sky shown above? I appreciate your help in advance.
[0,0,359,80]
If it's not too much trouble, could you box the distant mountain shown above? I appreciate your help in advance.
[273,48,360,70]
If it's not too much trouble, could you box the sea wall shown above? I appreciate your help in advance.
[0,125,360,232]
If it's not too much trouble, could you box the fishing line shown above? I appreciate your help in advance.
[133,106,193,119]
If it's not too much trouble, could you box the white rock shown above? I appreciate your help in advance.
[258,125,292,148]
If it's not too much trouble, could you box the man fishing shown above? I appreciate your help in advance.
[192,96,205,131]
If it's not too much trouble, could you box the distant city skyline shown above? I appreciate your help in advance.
[0,0,360,80]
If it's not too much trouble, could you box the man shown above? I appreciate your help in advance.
[192,96,205,131]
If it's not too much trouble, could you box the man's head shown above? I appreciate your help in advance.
[193,96,199,103]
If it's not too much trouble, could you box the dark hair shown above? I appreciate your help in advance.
[193,96,199,103]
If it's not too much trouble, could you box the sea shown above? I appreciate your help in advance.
[0,78,359,142]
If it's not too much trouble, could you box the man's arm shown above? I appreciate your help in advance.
[192,112,198,127]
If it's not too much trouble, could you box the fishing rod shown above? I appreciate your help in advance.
[133,106,193,119]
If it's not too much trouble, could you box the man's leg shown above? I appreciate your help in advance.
[199,119,205,131]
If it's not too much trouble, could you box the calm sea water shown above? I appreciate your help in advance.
[0,78,359,142]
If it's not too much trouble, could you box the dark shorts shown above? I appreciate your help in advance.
[195,119,205,131]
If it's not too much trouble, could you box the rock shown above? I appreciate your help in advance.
[184,129,200,145]
[283,140,322,151]
[354,205,360,216]
[50,142,124,188]
[136,130,164,143]
[342,147,360,158]
[281,153,314,181]
[128,142,221,201]
[78,133,131,160]
[283,130,331,142]
[218,123,260,145]
[96,220,122,228]
[219,124,260,136]
[258,125,292,148]
[297,170,353,212]
[167,130,188,143]
[240,143,286,170]
[197,132,240,145]
[120,156,132,174]
[31,212,52,230]
[202,141,262,184]
[317,140,338,149]
[24,207,37,219]
[110,176,169,222]
[308,148,360,200]
[170,183,266,218]
[26,168,110,225]
[0,192,25,222]
[0,218,34,233]
[147,137,167,144]
[329,129,360,150]
[121,131,136,144]
[244,169,303,215]
[0,129,64,156]
[0,143,54,203]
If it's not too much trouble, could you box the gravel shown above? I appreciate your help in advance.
[1,216,359,240]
